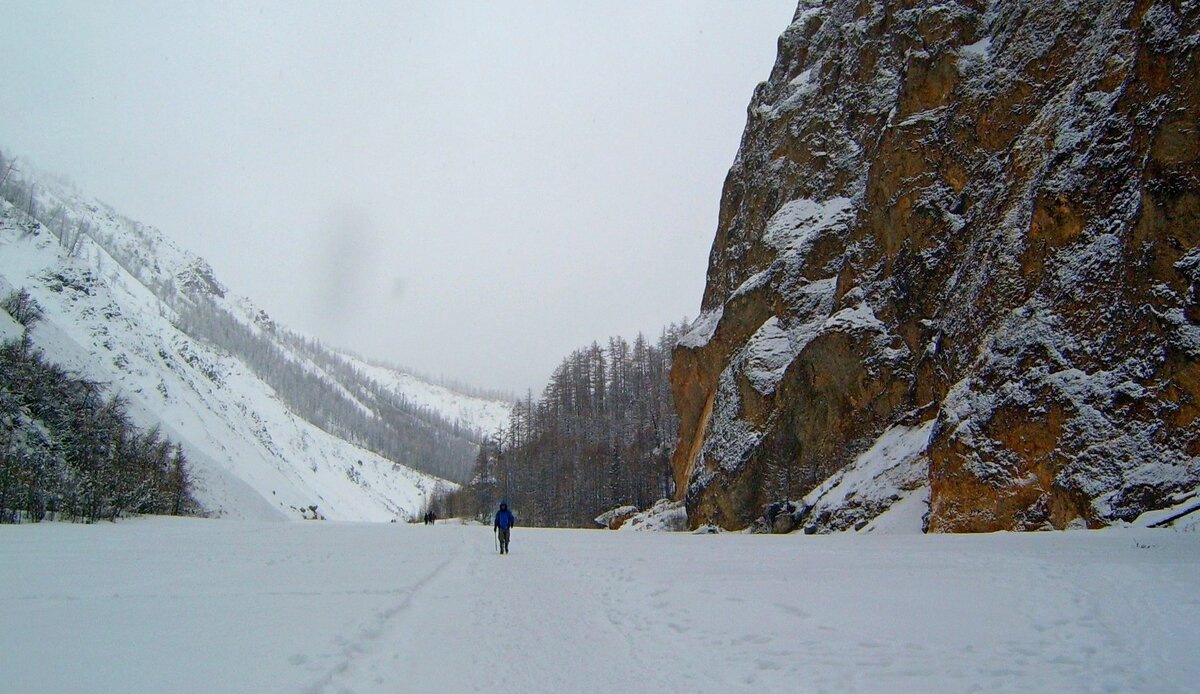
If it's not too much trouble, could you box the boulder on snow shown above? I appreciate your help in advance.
[618,499,689,532]
[595,505,640,530]
[757,500,808,534]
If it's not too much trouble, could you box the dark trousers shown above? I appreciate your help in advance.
[498,526,511,553]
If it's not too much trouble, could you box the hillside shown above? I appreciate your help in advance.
[335,352,512,439]
[672,0,1199,531]
[0,160,510,520]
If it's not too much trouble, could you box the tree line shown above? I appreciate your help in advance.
[173,297,485,482]
[0,288,199,523]
[441,327,683,527]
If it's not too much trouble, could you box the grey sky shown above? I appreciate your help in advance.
[2,1,797,394]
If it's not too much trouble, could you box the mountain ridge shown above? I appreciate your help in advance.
[1,154,511,519]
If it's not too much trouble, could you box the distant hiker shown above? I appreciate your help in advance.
[494,502,515,554]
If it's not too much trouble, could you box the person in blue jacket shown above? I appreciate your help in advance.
[494,502,515,554]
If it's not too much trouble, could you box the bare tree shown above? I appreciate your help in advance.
[1,289,44,328]
[0,156,17,190]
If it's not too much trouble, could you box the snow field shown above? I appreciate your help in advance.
[0,304,22,341]
[4,519,1199,692]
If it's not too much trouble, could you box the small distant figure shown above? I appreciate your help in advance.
[430,511,437,524]
[494,502,515,554]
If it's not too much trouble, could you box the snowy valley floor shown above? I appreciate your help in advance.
[2,518,1198,693]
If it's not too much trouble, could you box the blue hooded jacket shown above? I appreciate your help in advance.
[494,504,515,530]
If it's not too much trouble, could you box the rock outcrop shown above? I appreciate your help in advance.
[671,0,1200,531]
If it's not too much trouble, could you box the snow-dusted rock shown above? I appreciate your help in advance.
[594,504,640,530]
[672,0,1200,532]
[616,499,688,532]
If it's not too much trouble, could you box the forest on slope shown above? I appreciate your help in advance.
[1,288,200,523]
[445,327,682,527]
[0,149,500,485]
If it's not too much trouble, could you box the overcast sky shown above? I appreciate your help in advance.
[2,1,797,394]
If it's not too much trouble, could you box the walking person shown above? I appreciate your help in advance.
[494,502,515,554]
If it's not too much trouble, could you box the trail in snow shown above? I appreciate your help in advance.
[2,519,1198,693]
[306,531,467,694]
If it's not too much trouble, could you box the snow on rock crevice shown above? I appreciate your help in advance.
[678,306,724,349]
[758,420,936,535]
[762,196,854,252]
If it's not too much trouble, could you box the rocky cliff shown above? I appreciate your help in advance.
[671,0,1200,532]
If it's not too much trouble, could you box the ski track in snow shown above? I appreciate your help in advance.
[2,518,1198,693]
[307,531,467,694]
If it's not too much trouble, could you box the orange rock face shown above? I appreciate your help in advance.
[672,0,1200,531]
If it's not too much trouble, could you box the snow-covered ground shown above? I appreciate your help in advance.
[3,519,1197,692]
[0,305,21,341]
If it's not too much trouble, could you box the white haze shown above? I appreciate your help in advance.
[0,0,797,393]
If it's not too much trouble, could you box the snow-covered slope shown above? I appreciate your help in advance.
[0,307,21,342]
[335,352,511,438]
[0,182,470,520]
